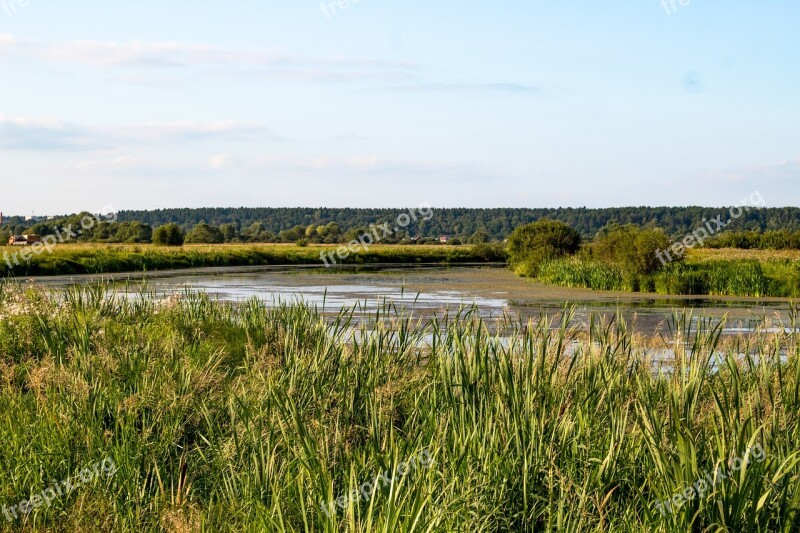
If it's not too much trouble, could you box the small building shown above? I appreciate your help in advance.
[439,235,450,244]
[8,234,41,246]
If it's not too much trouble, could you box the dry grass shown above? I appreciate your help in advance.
[689,248,800,262]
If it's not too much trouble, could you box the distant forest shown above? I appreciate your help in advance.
[3,206,800,247]
[113,206,800,240]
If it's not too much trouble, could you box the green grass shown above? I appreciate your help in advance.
[535,255,800,297]
[0,243,505,278]
[0,282,799,531]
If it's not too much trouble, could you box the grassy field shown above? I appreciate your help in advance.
[692,249,800,262]
[536,248,800,298]
[0,283,798,531]
[0,243,505,278]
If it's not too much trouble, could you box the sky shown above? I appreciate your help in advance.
[0,0,798,215]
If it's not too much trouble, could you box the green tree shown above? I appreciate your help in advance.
[219,223,238,243]
[507,220,582,276]
[152,223,185,246]
[115,221,153,243]
[185,223,225,244]
[594,223,673,274]
[325,222,341,239]
[469,229,490,244]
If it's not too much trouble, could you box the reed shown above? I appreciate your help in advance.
[535,256,799,297]
[0,284,798,531]
[0,244,504,278]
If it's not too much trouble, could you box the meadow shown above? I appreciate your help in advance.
[0,243,505,278]
[537,248,800,298]
[0,283,798,531]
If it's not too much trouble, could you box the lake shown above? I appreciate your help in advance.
[33,264,797,337]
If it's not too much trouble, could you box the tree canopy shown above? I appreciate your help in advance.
[507,220,582,276]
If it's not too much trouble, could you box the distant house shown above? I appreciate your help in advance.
[439,235,450,244]
[8,234,41,246]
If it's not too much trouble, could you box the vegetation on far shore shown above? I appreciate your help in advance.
[0,284,798,531]
[6,205,800,242]
[8,206,800,248]
[0,243,506,278]
[508,220,800,298]
[3,209,800,298]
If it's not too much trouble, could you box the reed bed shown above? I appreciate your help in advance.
[0,244,502,278]
[538,257,800,297]
[0,282,798,531]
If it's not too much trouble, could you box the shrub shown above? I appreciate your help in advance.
[471,243,507,262]
[507,220,582,276]
[594,223,673,275]
[185,223,225,244]
[469,229,491,244]
[152,223,185,246]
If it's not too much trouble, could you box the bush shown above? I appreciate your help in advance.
[471,243,507,262]
[185,223,225,244]
[507,220,582,276]
[152,223,185,246]
[593,223,673,275]
[469,229,491,244]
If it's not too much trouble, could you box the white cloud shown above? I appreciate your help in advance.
[0,114,278,151]
[0,113,98,150]
[0,33,418,81]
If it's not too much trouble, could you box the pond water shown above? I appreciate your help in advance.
[37,264,797,337]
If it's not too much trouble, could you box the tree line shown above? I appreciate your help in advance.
[3,207,800,247]
[112,206,800,241]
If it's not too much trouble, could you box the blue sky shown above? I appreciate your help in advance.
[0,0,798,215]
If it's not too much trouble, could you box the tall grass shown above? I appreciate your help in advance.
[538,258,631,291]
[536,257,799,297]
[0,284,798,531]
[0,244,504,278]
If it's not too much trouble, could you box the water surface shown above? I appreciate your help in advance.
[36,264,797,337]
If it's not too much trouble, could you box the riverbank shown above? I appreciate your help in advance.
[0,243,506,278]
[535,248,800,298]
